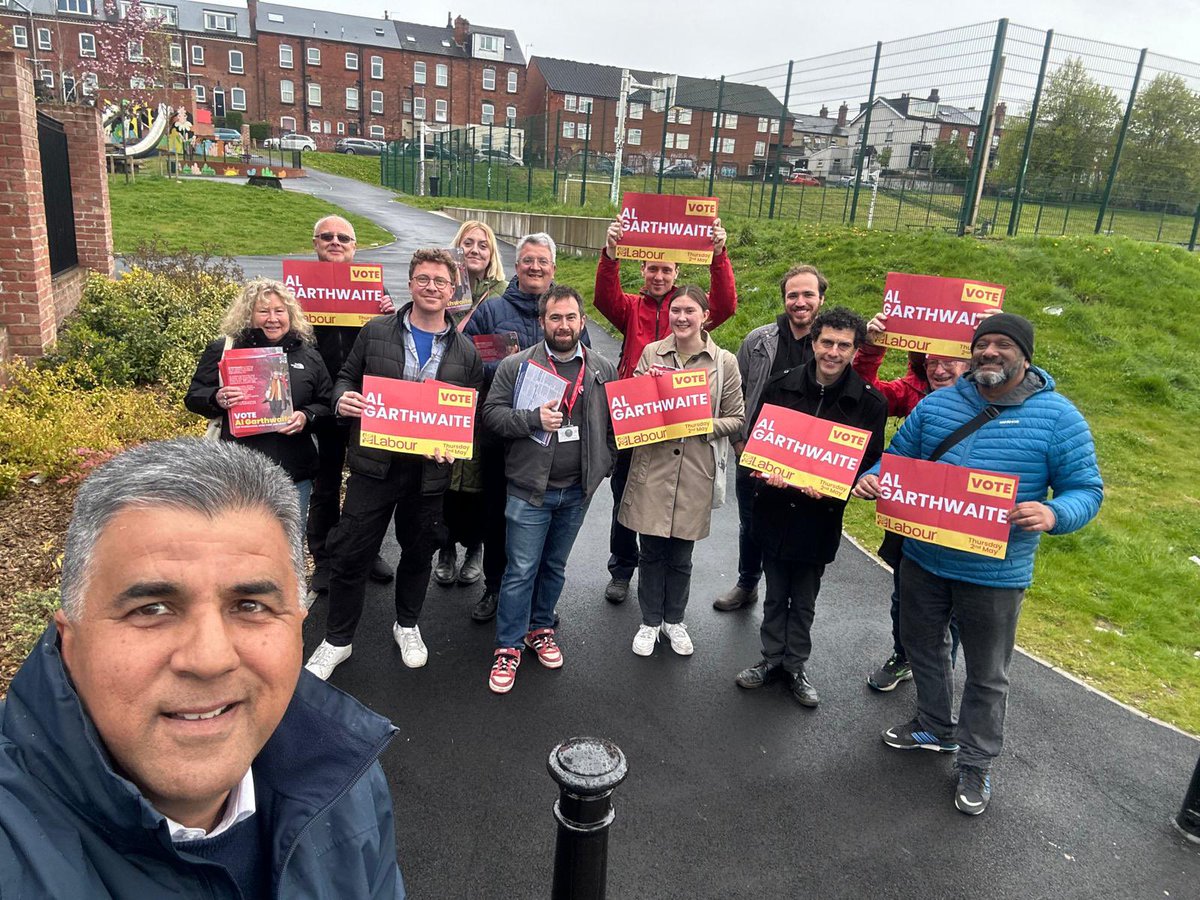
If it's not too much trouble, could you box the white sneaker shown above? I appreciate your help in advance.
[305,641,352,680]
[632,624,659,657]
[660,622,694,656]
[393,623,428,668]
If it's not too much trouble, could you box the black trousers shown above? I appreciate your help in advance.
[306,416,351,573]
[324,459,443,646]
[479,440,508,593]
[443,487,484,550]
[636,534,695,626]
[735,466,763,591]
[760,554,825,675]
[607,450,639,581]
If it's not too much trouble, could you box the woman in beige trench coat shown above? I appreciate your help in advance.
[618,285,745,657]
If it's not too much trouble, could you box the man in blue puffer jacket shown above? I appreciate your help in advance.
[854,313,1102,817]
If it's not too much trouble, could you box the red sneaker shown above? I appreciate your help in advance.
[524,628,564,669]
[488,648,521,694]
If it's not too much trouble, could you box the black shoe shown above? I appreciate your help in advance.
[735,659,783,689]
[472,590,498,623]
[788,670,819,708]
[369,555,394,584]
[604,578,630,604]
[309,566,330,594]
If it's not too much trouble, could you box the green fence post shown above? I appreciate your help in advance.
[581,106,592,206]
[657,86,672,195]
[958,18,1008,235]
[768,60,794,220]
[895,178,906,229]
[1033,191,1045,235]
[527,158,533,202]
[1188,203,1200,251]
[707,76,725,197]
[1008,29,1053,235]
[1095,47,1147,234]
[849,42,883,225]
[552,111,561,199]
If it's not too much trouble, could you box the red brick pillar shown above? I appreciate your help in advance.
[52,103,114,278]
[0,50,56,360]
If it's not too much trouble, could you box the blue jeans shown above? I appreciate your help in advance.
[495,486,588,649]
[294,478,313,540]
[890,563,960,665]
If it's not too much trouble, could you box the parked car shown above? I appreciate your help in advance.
[264,133,317,152]
[839,172,878,186]
[569,152,632,175]
[475,148,523,167]
[787,172,821,186]
[660,162,698,179]
[397,141,456,161]
[335,137,383,156]
[212,127,242,143]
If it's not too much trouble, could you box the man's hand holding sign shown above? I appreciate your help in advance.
[613,193,722,266]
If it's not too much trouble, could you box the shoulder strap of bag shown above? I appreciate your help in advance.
[928,404,999,462]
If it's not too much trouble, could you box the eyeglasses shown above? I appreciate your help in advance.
[518,256,553,268]
[317,231,355,244]
[412,274,453,288]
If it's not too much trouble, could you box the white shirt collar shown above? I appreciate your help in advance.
[165,768,257,843]
[544,340,584,362]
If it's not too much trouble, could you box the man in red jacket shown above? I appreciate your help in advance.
[593,216,738,603]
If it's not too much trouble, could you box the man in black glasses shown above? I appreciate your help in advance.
[306,248,483,681]
[306,216,396,604]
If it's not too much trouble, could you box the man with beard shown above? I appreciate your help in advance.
[480,286,616,694]
[853,313,1103,816]
[713,264,826,612]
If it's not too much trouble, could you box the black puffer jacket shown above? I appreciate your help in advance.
[186,329,332,482]
[333,303,484,490]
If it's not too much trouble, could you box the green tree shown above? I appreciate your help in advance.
[931,140,969,179]
[1118,73,1200,206]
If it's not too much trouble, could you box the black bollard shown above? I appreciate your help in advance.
[547,737,628,900]
[1174,752,1200,844]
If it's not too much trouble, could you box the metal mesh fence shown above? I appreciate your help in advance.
[381,19,1200,247]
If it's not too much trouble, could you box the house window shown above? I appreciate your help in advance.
[413,97,426,119]
[370,125,385,139]
[967,131,976,148]
[280,79,294,103]
[710,137,735,153]
[129,76,145,90]
[669,133,692,151]
[81,72,98,95]
[62,75,76,100]
[12,26,28,49]
[309,119,320,133]
[279,44,293,68]
[628,128,641,146]
[169,43,182,67]
[307,83,321,106]
[435,99,447,122]
[371,56,383,79]
[345,52,358,70]
[57,0,93,13]
[578,96,593,113]
[231,87,246,111]
[307,47,320,66]
[711,112,738,129]
[337,122,345,135]
[481,102,494,125]
[629,102,643,120]
[79,33,96,56]
[436,63,447,86]
[564,94,576,112]
[884,127,893,144]
[669,107,692,125]
[130,3,177,26]
[562,121,575,139]
[414,61,426,84]
[506,105,517,126]
[194,84,206,103]
[477,34,500,53]
[280,115,296,132]
[128,41,144,61]
[758,117,770,132]
[664,133,674,149]
[371,90,383,114]
[345,87,358,111]
[754,140,766,157]
[949,129,959,143]
[482,68,495,90]
[229,50,243,74]
[40,70,53,89]
[507,70,517,93]
[203,11,236,32]
[37,28,51,50]
[191,44,204,65]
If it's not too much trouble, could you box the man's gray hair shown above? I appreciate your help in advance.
[313,215,356,240]
[60,438,305,620]
[516,232,556,265]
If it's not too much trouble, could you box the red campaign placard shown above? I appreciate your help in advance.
[615,192,718,265]
[282,260,385,327]
[738,404,872,500]
[874,272,1006,359]
[218,346,293,438]
[606,369,713,449]
[359,375,477,459]
[875,455,1020,559]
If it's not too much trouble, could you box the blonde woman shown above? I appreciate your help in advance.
[618,285,745,657]
[185,278,332,530]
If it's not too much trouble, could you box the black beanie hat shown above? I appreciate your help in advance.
[973,313,1034,362]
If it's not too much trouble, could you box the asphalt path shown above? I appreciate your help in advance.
[237,170,1199,899]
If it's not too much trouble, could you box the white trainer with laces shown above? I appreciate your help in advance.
[660,622,694,656]
[304,641,352,680]
[632,624,658,657]
[393,623,429,668]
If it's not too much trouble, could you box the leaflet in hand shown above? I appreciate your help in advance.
[218,346,293,438]
[514,360,569,447]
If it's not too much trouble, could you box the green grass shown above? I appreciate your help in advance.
[551,222,1200,734]
[109,175,393,256]
[302,151,388,187]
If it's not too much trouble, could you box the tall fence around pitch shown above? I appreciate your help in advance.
[380,20,1200,248]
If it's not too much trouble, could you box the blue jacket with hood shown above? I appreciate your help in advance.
[0,624,404,899]
[867,367,1103,589]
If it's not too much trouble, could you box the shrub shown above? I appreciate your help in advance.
[5,588,61,662]
[249,121,271,142]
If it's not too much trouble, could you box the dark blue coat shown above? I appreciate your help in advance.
[0,625,405,899]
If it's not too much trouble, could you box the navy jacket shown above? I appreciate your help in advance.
[0,625,404,899]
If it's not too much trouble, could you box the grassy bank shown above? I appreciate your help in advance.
[302,150,386,187]
[109,175,392,255]
[551,222,1200,733]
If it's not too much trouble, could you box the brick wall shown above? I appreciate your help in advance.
[51,102,113,277]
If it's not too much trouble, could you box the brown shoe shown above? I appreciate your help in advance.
[713,585,759,611]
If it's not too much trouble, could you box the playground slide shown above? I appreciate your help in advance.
[123,104,168,158]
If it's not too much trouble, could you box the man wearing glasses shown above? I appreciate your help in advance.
[307,216,396,603]
[305,248,483,681]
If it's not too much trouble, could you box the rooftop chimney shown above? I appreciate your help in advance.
[837,103,848,127]
[453,15,469,48]
[819,105,828,118]
[927,88,940,103]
